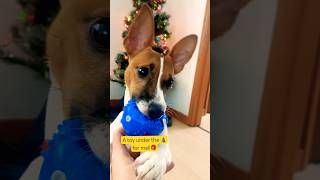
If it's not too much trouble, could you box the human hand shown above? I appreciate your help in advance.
[111,127,137,180]
[111,127,174,180]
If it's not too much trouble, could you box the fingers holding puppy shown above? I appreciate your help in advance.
[111,126,174,180]
[111,127,137,180]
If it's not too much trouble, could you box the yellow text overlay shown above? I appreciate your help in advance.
[121,136,168,152]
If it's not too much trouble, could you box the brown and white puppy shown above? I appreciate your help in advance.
[111,4,197,180]
[21,0,109,178]
[46,0,110,162]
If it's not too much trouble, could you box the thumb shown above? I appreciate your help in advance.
[112,127,131,156]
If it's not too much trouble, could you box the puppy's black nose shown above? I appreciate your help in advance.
[148,103,164,119]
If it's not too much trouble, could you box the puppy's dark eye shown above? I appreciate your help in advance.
[90,17,109,49]
[163,78,174,89]
[137,67,149,78]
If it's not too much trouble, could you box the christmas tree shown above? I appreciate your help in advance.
[112,0,171,84]
[0,0,60,79]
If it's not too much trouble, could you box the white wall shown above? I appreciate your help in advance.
[0,1,49,120]
[164,0,206,115]
[109,0,131,100]
[212,0,278,171]
[110,0,207,115]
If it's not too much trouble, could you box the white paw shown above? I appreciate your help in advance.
[136,148,171,180]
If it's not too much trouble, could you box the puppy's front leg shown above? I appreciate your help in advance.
[135,128,172,180]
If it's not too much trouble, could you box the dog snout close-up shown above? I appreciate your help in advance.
[47,0,109,121]
[46,0,111,166]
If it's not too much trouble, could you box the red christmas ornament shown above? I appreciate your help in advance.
[27,14,35,23]
[157,5,162,14]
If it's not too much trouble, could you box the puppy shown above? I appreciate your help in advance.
[46,0,110,162]
[21,0,110,178]
[111,4,198,180]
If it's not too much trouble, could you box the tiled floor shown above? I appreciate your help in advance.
[294,164,320,180]
[164,119,210,180]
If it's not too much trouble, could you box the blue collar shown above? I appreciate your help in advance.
[39,118,109,180]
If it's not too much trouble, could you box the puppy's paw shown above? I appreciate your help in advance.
[135,149,171,180]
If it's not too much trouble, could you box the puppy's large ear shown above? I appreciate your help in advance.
[124,4,154,57]
[170,35,198,74]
